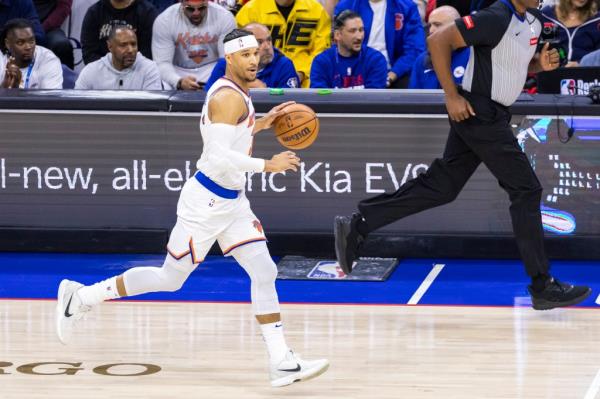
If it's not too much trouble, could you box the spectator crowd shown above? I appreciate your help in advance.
[1,0,599,90]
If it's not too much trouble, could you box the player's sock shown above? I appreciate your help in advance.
[260,321,290,364]
[77,276,120,306]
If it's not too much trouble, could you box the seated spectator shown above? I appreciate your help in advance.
[0,18,63,88]
[81,0,158,65]
[152,0,236,90]
[205,22,299,90]
[75,24,161,89]
[310,10,387,88]
[236,0,331,87]
[334,0,425,88]
[409,5,468,89]
[33,0,74,68]
[580,48,600,66]
[0,0,46,45]
[542,0,600,66]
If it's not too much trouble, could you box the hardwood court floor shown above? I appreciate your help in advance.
[2,300,600,399]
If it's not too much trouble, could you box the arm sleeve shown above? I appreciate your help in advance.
[454,9,508,47]
[151,13,181,88]
[390,4,425,78]
[309,53,330,88]
[42,54,64,89]
[204,123,265,173]
[142,62,164,90]
[80,7,102,64]
[365,50,388,88]
[42,0,72,32]
[74,66,92,89]
[139,5,159,60]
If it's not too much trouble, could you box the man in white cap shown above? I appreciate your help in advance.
[55,28,330,388]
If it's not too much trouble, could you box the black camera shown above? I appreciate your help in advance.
[589,85,600,104]
[539,22,568,67]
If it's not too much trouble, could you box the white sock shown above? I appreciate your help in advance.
[77,276,120,307]
[260,321,290,365]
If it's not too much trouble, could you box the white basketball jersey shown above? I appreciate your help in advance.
[196,77,256,190]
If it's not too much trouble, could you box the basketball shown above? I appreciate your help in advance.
[273,103,319,150]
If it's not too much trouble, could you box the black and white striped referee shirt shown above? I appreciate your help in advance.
[455,0,543,106]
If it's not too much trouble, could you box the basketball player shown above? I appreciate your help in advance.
[56,29,329,388]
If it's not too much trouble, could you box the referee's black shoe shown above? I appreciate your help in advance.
[528,278,591,310]
[334,214,365,274]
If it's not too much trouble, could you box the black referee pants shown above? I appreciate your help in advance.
[358,91,550,277]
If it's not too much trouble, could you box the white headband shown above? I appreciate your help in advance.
[224,35,259,55]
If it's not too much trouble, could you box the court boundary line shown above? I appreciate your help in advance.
[584,368,600,399]
[407,264,445,305]
[1,297,597,310]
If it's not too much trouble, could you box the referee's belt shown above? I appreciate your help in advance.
[194,170,240,199]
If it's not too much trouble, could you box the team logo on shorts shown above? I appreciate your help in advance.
[252,220,263,233]
[307,261,347,279]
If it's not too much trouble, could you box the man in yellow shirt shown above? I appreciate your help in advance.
[236,0,331,87]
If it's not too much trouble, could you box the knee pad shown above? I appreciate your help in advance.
[230,242,278,285]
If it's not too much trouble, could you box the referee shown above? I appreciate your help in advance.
[334,0,591,310]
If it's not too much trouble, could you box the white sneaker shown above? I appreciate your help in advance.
[55,279,91,345]
[270,350,329,387]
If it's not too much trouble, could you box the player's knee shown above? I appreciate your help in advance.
[160,275,186,292]
[231,242,278,285]
[158,259,191,292]
[253,261,278,286]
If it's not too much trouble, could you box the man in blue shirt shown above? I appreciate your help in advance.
[310,10,387,89]
[205,22,299,91]
[334,0,425,88]
[0,0,45,45]
[409,6,469,89]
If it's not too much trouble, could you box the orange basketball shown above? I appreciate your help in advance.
[273,103,319,150]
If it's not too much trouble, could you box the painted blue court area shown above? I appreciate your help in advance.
[0,253,599,307]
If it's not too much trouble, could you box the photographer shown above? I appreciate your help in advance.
[541,0,600,66]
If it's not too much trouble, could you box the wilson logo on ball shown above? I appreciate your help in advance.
[273,103,319,150]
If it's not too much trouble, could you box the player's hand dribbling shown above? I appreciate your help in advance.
[261,101,296,129]
[446,93,476,122]
[264,151,300,173]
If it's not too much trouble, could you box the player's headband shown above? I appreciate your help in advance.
[224,35,259,55]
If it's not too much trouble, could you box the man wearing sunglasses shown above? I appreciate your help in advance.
[152,0,236,90]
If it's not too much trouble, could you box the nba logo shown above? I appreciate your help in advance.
[307,261,347,279]
[560,79,576,95]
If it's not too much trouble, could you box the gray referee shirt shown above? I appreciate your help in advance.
[455,0,543,106]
